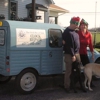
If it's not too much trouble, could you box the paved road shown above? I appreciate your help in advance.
[0,75,100,100]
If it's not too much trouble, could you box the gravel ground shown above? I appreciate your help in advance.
[0,75,100,100]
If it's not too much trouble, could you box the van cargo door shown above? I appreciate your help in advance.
[41,29,63,75]
[0,27,7,69]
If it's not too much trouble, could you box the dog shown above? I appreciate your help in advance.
[84,63,100,91]
[70,61,87,93]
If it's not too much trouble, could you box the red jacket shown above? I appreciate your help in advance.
[78,30,93,54]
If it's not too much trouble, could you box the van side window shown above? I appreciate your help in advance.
[49,29,62,48]
[0,30,5,46]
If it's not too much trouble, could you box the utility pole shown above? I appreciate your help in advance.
[32,0,36,22]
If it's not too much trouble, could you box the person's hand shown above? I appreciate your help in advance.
[72,56,76,62]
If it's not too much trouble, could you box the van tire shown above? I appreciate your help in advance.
[0,75,12,84]
[15,69,38,94]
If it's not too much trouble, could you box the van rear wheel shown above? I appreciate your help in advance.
[15,69,38,94]
[0,75,12,84]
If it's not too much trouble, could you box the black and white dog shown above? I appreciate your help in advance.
[70,61,87,93]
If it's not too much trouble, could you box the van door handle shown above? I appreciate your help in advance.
[49,52,52,57]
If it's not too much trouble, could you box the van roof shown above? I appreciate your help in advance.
[2,20,62,30]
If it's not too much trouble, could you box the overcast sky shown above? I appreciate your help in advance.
[53,0,100,29]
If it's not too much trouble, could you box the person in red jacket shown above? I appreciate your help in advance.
[78,19,94,65]
[78,18,95,87]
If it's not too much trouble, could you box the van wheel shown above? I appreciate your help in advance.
[0,75,12,84]
[15,69,38,94]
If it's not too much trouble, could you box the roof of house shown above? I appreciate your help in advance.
[26,3,48,11]
[49,4,69,13]
[26,3,47,9]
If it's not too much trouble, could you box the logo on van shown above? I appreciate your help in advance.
[18,31,25,38]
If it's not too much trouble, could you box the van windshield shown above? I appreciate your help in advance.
[0,30,5,46]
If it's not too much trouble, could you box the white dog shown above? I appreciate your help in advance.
[83,63,100,91]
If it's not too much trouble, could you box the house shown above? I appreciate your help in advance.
[0,0,69,24]
[0,0,54,22]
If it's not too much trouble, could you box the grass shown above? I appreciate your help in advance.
[92,32,100,52]
[92,32,100,43]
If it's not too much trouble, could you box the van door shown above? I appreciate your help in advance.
[0,27,7,69]
[41,29,63,75]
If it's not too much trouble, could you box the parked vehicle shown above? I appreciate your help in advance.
[0,20,100,94]
[0,20,63,94]
[87,47,100,63]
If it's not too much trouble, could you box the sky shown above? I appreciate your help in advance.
[53,0,100,29]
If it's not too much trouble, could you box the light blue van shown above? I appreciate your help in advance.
[0,20,64,94]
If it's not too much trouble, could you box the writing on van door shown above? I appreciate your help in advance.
[16,28,46,47]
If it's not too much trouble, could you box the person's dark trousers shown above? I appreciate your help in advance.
[80,54,95,87]
[80,54,89,66]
